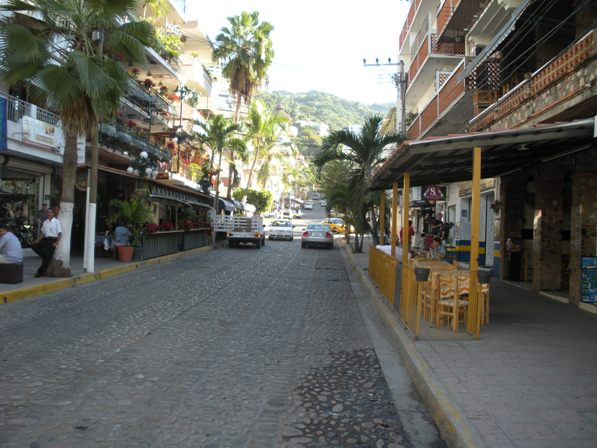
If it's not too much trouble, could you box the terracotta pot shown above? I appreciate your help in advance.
[116,245,135,263]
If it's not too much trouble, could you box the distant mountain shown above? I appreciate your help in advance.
[256,90,393,132]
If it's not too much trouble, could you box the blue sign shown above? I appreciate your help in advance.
[581,257,597,303]
[0,97,6,151]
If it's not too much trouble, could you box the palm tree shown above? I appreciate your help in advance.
[212,11,274,198]
[193,114,243,210]
[313,115,403,252]
[0,0,155,274]
[244,101,289,188]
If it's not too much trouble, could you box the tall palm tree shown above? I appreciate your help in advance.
[193,114,243,210]
[212,11,274,198]
[313,115,403,252]
[0,0,155,273]
[244,101,288,188]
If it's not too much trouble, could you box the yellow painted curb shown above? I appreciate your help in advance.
[1,243,217,305]
[341,241,487,448]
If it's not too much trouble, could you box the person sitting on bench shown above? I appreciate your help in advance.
[0,222,23,264]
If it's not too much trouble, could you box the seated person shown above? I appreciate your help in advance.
[0,222,23,264]
[113,223,131,246]
[429,236,447,260]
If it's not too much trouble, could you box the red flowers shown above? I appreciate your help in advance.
[145,223,159,233]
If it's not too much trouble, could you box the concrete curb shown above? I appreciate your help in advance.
[1,243,220,305]
[341,242,487,448]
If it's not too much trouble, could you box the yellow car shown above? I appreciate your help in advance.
[321,217,347,234]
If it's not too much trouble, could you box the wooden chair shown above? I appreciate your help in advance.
[435,272,468,333]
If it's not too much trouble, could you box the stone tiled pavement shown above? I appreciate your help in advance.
[350,238,597,448]
[0,237,444,448]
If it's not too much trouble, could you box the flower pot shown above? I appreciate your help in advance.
[116,245,135,263]
[414,267,431,282]
[477,268,492,284]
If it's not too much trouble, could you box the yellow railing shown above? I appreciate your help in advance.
[368,245,398,304]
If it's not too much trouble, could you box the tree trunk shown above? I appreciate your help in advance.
[213,150,223,211]
[226,155,234,199]
[369,204,379,246]
[48,133,78,277]
[246,148,259,189]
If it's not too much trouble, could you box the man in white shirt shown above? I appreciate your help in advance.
[33,208,61,277]
[0,222,23,264]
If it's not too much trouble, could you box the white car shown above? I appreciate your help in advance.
[267,220,294,241]
[304,201,313,210]
[320,199,327,207]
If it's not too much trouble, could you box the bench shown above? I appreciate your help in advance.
[0,263,24,284]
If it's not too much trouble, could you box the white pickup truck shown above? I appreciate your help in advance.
[214,215,266,248]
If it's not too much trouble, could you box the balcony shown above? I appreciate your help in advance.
[399,0,424,51]
[469,30,596,132]
[99,123,171,161]
[1,93,72,161]
[407,60,483,139]
[437,0,486,44]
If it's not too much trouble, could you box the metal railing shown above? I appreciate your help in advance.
[99,122,170,160]
[2,93,61,126]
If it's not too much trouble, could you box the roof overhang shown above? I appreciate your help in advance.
[370,117,596,190]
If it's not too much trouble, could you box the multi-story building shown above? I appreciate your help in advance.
[0,0,232,260]
[392,0,596,306]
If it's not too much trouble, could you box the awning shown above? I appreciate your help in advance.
[459,0,532,82]
[369,117,596,189]
[218,198,235,212]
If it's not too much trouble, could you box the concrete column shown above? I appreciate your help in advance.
[532,180,564,290]
[569,172,597,306]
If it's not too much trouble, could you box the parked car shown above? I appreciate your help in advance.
[304,201,313,210]
[301,224,333,249]
[320,199,327,207]
[267,220,294,241]
[262,212,276,219]
[282,209,292,218]
[312,192,320,200]
[321,217,346,234]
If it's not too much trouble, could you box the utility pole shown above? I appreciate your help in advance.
[363,57,407,135]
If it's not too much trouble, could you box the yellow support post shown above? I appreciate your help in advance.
[467,147,481,338]
[401,173,411,324]
[391,182,398,258]
[402,173,410,256]
[380,191,386,246]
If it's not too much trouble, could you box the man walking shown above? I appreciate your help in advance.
[33,208,61,277]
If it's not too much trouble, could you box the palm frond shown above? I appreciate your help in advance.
[69,51,117,99]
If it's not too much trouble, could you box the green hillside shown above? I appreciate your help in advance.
[255,90,393,158]
[256,90,392,132]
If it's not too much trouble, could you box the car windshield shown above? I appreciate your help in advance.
[307,224,329,231]
[272,221,291,227]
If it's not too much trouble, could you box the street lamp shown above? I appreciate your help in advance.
[174,85,191,173]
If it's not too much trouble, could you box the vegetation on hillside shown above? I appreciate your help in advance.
[256,90,392,132]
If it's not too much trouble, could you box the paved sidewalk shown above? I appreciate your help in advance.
[0,245,217,304]
[342,238,597,448]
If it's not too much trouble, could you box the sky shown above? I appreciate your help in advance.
[188,1,410,105]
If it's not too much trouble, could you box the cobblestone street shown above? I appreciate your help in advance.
[0,241,443,447]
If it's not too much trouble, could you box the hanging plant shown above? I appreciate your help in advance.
[126,119,136,129]
[130,67,140,79]
[159,85,168,94]
[143,78,154,90]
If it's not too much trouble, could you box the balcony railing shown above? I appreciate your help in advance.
[469,29,596,132]
[399,0,423,51]
[127,78,172,113]
[406,60,468,139]
[1,92,70,154]
[99,122,171,161]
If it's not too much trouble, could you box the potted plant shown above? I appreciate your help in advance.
[109,196,153,261]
